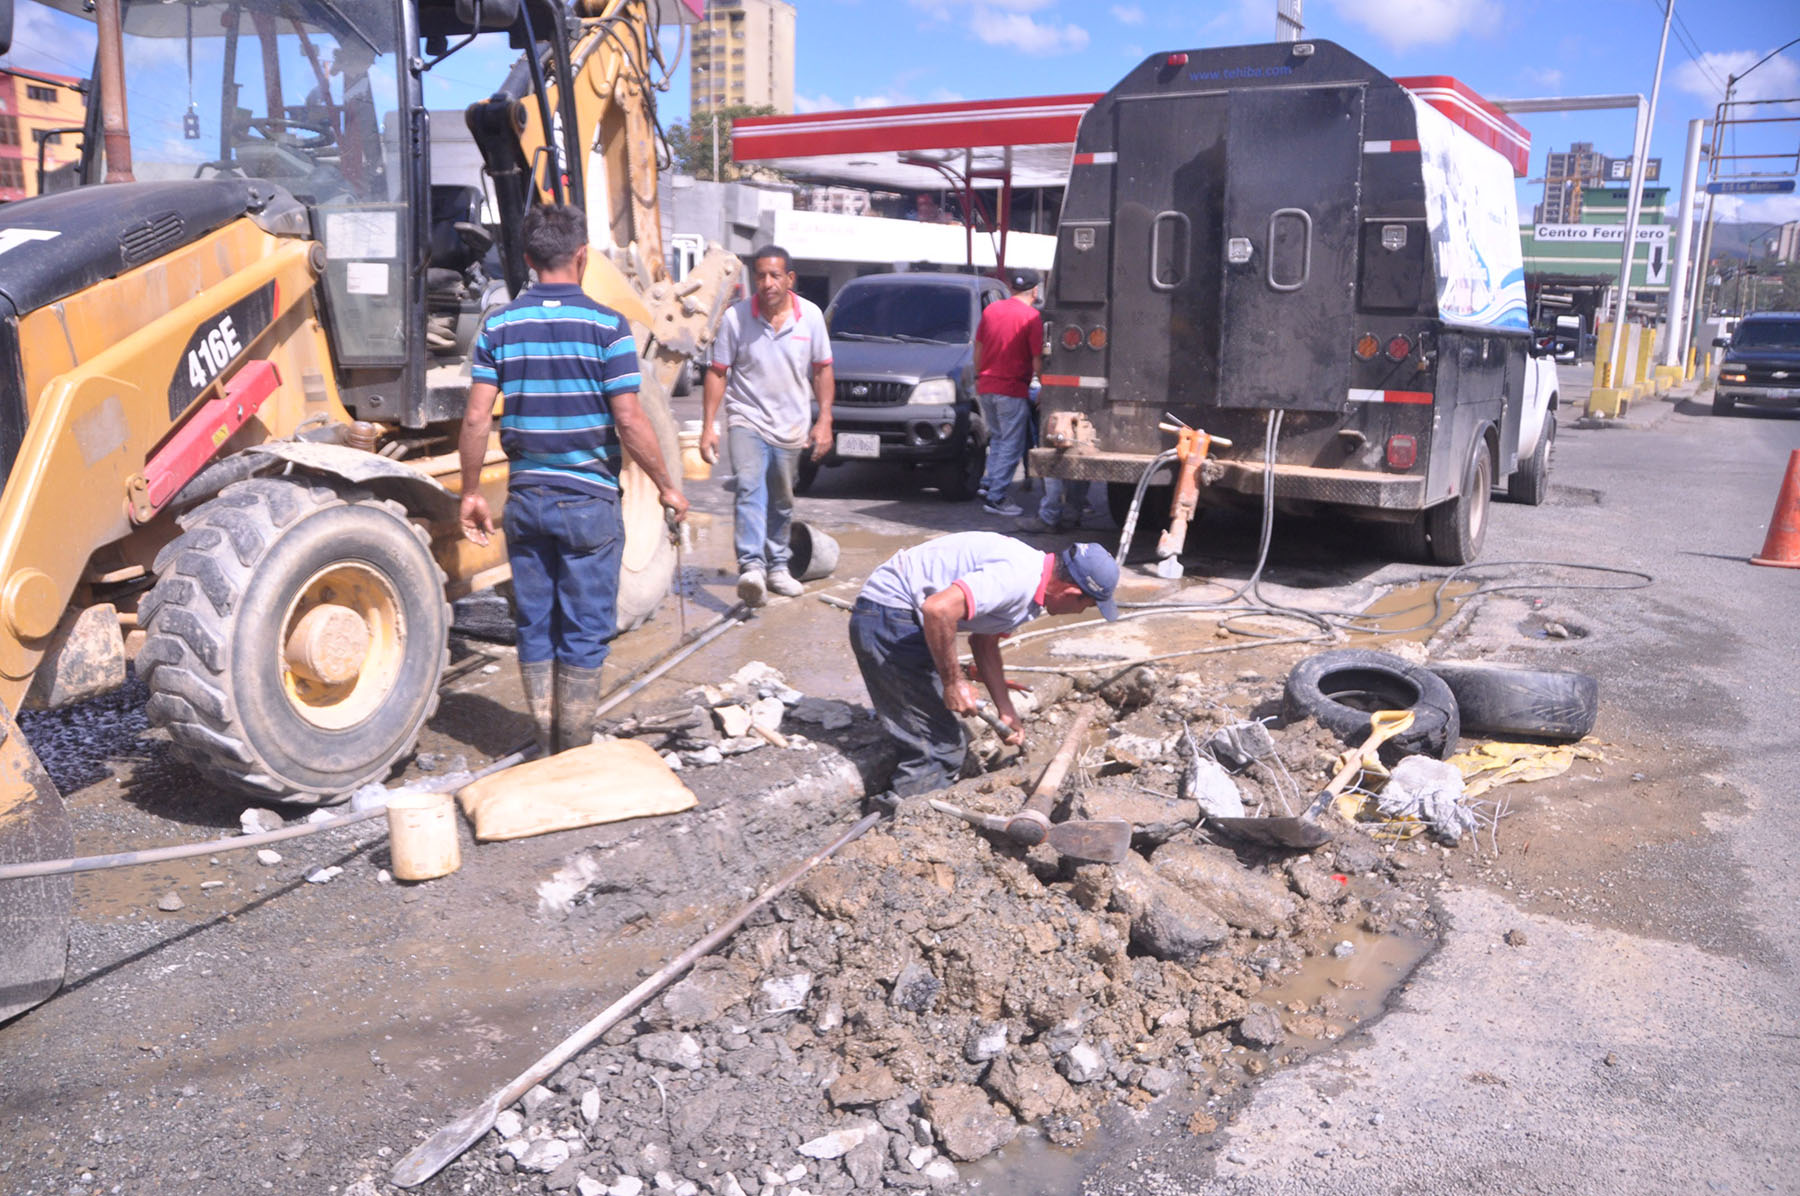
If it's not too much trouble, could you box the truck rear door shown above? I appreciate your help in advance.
[1216,85,1364,412]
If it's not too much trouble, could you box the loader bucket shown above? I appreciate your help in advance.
[0,701,72,1021]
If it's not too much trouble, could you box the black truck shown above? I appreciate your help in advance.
[1029,41,1535,564]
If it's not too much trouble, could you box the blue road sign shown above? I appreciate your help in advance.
[1705,179,1797,195]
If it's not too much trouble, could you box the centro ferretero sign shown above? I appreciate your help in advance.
[1533,224,1670,243]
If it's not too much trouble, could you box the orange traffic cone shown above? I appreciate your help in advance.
[1751,449,1800,569]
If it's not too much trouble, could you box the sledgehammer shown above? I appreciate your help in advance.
[930,706,1132,864]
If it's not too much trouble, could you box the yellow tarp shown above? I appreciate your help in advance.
[1445,738,1606,799]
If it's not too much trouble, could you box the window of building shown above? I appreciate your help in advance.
[25,85,57,103]
[0,158,24,190]
[0,116,17,146]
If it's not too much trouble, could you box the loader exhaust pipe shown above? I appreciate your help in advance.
[94,0,133,183]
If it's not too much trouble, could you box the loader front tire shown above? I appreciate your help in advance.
[139,477,449,805]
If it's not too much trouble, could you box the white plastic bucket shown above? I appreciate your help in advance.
[386,791,461,881]
[679,420,711,481]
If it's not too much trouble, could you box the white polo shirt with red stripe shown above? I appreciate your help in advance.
[859,532,1053,635]
[712,293,833,451]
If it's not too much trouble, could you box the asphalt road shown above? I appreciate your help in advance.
[1092,375,1800,1194]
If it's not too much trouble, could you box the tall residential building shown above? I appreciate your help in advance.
[0,70,85,201]
[1534,141,1662,224]
[690,0,795,117]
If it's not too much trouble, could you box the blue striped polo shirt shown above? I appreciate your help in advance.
[472,282,642,497]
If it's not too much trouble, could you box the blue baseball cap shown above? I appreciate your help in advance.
[1061,543,1120,621]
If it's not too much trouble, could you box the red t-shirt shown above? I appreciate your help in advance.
[974,298,1043,399]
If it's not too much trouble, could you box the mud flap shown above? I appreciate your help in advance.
[0,700,72,1022]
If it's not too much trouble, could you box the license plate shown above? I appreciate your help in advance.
[836,432,880,459]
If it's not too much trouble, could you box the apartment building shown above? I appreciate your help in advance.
[689,0,795,116]
[0,69,85,201]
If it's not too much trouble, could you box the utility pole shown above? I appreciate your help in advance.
[1663,117,1704,368]
[1601,0,1672,390]
[711,111,720,181]
[1276,0,1303,42]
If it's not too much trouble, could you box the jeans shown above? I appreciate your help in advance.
[1039,477,1100,526]
[849,598,965,797]
[727,424,799,574]
[503,484,623,670]
[977,392,1031,503]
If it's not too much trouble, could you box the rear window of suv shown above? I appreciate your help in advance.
[829,284,973,344]
[1734,319,1800,350]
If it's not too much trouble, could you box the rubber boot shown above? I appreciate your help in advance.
[518,659,555,758]
[554,663,605,754]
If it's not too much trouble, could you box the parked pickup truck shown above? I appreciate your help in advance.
[798,272,1008,500]
[1713,312,1800,415]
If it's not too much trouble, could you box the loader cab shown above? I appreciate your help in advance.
[26,0,540,426]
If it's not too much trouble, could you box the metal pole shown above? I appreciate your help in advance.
[1601,0,1673,390]
[93,0,133,182]
[1664,117,1704,366]
[711,111,719,180]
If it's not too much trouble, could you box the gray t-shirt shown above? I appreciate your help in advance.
[712,294,833,451]
[859,532,1053,636]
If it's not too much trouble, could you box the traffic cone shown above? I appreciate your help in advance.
[1750,449,1800,569]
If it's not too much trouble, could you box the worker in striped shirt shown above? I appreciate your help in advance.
[459,204,687,755]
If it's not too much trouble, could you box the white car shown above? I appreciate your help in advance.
[1507,346,1558,505]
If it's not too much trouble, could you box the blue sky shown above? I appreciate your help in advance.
[3,0,1793,236]
[660,0,1800,233]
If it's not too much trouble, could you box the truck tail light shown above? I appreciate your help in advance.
[1166,52,1188,66]
[1386,434,1418,469]
[1385,334,1413,362]
[1354,332,1380,361]
[1087,326,1108,350]
[1061,325,1084,350]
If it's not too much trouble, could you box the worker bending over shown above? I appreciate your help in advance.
[849,532,1119,798]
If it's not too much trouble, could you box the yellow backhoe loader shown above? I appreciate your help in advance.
[0,0,739,1020]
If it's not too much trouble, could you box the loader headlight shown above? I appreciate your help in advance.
[908,377,957,406]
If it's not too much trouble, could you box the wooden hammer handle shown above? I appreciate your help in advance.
[1007,706,1096,845]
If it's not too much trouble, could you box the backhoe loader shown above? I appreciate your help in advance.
[0,0,739,1020]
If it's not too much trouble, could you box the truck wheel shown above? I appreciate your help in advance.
[138,478,449,805]
[1506,410,1554,506]
[1415,439,1492,566]
[941,438,986,502]
[1712,393,1735,416]
[615,373,681,630]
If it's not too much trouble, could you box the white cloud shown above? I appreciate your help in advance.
[970,8,1090,56]
[1712,193,1800,224]
[1109,3,1146,23]
[794,93,841,113]
[1323,0,1500,52]
[1520,66,1564,92]
[1201,0,1280,44]
[1674,49,1800,103]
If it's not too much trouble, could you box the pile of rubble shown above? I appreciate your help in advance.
[465,673,1444,1196]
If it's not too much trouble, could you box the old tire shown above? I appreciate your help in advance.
[1507,410,1554,506]
[614,372,681,631]
[1427,661,1598,741]
[1282,648,1461,761]
[138,477,449,804]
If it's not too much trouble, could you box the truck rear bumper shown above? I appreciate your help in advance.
[1029,448,1428,512]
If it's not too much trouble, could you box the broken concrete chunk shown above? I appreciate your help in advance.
[1149,842,1298,937]
[156,890,184,912]
[747,696,786,734]
[963,1022,1009,1063]
[255,849,282,866]
[890,961,943,1013]
[797,1120,881,1159]
[305,866,344,884]
[634,1032,704,1071]
[1183,753,1245,819]
[844,1138,887,1188]
[713,704,753,738]
[829,1064,902,1108]
[240,808,282,835]
[606,1174,645,1196]
[1206,721,1276,772]
[919,1084,1017,1162]
[1058,1043,1107,1084]
[516,1138,571,1173]
[921,1158,961,1189]
[494,1110,524,1140]
[984,1055,1073,1121]
[1108,853,1229,961]
[760,972,812,1014]
[1139,1066,1180,1096]
[1237,1003,1286,1049]
[521,1084,557,1117]
[1073,788,1195,843]
[580,1087,601,1127]
[663,966,753,1028]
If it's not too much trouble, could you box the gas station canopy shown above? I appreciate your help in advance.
[732,94,1100,193]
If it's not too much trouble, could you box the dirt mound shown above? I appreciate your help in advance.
[462,689,1441,1195]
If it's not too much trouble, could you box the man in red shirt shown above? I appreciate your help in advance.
[972,268,1044,516]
